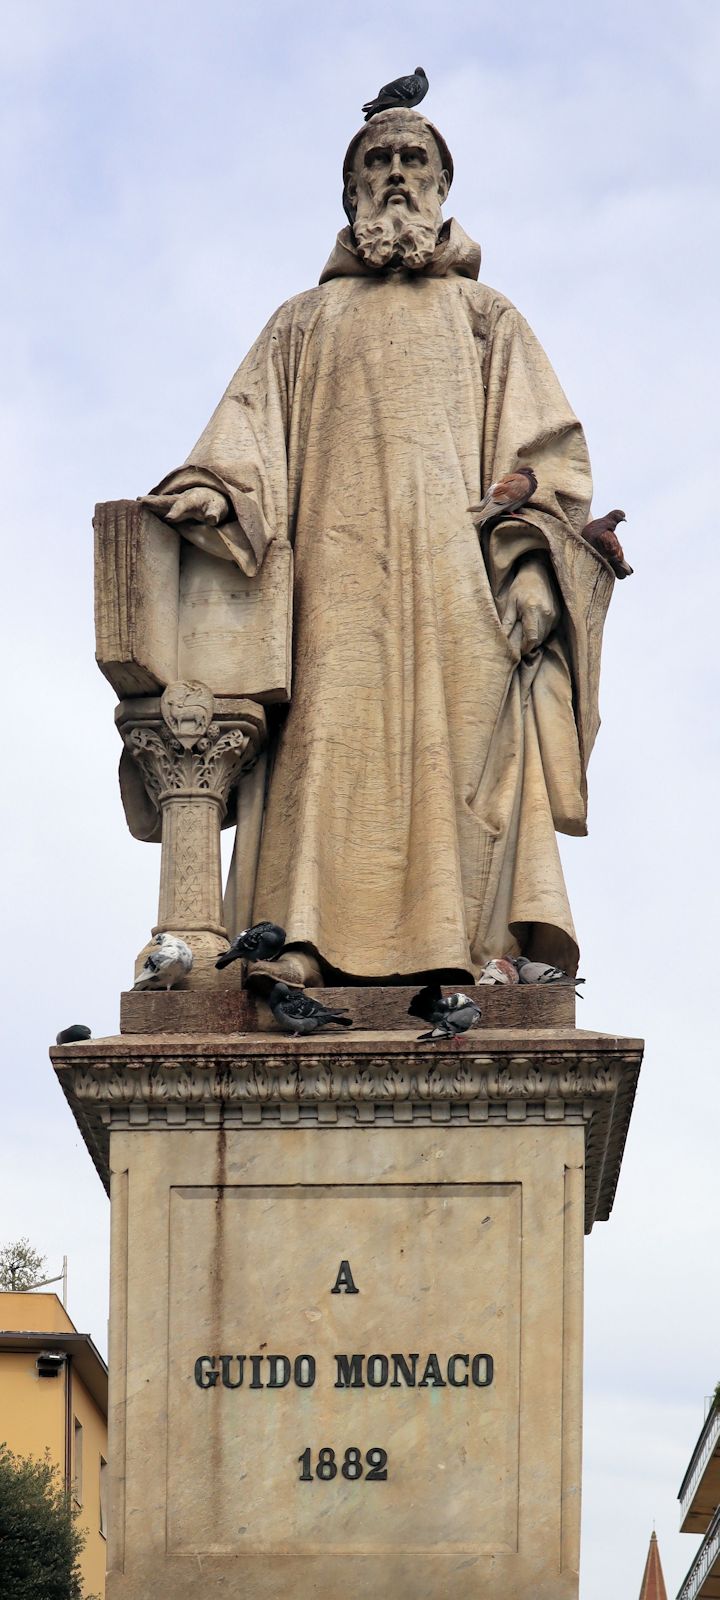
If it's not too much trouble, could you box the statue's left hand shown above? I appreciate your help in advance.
[502,557,560,657]
[161,487,229,526]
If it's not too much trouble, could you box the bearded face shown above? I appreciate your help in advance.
[347,130,449,272]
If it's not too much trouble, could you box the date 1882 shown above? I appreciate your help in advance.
[298,1447,388,1481]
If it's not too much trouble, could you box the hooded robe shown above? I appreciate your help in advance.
[145,220,614,979]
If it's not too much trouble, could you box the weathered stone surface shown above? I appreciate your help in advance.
[115,690,266,982]
[94,501,292,703]
[118,979,576,1035]
[97,110,618,978]
[53,1025,641,1599]
[52,1026,642,1233]
[94,1112,588,1599]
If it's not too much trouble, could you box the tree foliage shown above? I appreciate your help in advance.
[0,1443,93,1600]
[0,1239,47,1292]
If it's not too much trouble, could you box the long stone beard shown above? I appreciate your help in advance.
[352,198,442,272]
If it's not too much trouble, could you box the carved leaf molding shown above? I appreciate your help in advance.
[68,1054,633,1107]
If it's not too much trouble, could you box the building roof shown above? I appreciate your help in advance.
[0,1291,107,1416]
[638,1532,668,1600]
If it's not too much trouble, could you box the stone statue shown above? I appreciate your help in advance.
[109,108,616,985]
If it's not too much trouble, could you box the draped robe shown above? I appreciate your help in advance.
[146,221,614,979]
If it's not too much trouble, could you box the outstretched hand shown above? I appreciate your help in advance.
[502,557,560,657]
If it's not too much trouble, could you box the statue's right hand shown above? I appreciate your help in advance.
[162,487,229,526]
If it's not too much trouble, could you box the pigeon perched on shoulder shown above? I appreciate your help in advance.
[216,921,286,969]
[582,509,633,578]
[469,467,538,528]
[56,1024,92,1045]
[362,67,429,121]
[268,983,353,1036]
[133,933,193,990]
[408,983,481,1041]
[515,957,584,997]
[477,958,519,985]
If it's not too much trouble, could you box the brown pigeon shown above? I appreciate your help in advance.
[469,467,538,527]
[477,958,519,985]
[582,509,633,578]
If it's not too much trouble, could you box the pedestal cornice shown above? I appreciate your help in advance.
[51,1027,642,1233]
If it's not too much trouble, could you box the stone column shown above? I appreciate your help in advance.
[116,683,266,981]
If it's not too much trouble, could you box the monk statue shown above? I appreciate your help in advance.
[134,109,615,987]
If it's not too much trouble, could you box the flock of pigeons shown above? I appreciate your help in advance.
[55,920,582,1045]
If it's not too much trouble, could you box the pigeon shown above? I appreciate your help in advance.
[362,67,429,121]
[477,958,519,985]
[55,1024,92,1045]
[469,467,538,528]
[408,983,482,1041]
[515,957,585,997]
[268,982,353,1036]
[215,921,286,969]
[133,933,193,990]
[582,509,633,578]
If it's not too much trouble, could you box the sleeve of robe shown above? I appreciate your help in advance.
[480,303,616,830]
[142,305,295,576]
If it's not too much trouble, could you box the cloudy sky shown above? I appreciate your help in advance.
[1,1,719,1593]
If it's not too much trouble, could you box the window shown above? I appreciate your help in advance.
[73,1418,83,1505]
[99,1455,107,1538]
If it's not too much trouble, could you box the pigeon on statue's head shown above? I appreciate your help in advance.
[133,933,193,990]
[268,983,353,1036]
[216,921,286,969]
[408,983,481,1041]
[362,68,429,121]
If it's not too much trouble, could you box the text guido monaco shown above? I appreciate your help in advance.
[194,1352,494,1390]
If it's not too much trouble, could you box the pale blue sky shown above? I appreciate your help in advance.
[1,3,719,1594]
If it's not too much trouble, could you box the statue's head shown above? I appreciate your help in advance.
[342,109,454,272]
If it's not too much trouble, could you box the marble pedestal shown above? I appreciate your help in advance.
[54,1003,642,1600]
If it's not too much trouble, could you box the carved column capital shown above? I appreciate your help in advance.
[116,687,267,980]
[122,681,262,816]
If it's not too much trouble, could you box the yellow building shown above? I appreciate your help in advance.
[0,1290,108,1598]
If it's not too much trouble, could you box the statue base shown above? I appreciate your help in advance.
[53,1002,642,1600]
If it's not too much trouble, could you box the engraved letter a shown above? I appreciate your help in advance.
[330,1260,359,1295]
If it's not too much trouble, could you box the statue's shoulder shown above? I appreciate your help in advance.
[268,285,331,330]
[458,278,518,329]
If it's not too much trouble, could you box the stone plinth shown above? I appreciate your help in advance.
[53,1021,641,1600]
[118,979,577,1035]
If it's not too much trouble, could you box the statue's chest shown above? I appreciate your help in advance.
[311,281,479,409]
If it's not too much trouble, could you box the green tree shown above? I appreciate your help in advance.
[0,1443,95,1599]
[0,1239,47,1292]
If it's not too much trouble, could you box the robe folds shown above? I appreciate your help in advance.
[146,221,614,979]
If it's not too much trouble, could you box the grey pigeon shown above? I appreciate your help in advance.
[408,982,481,1041]
[362,67,429,121]
[133,932,193,991]
[56,1024,92,1045]
[268,982,353,1036]
[216,921,286,969]
[515,957,585,997]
